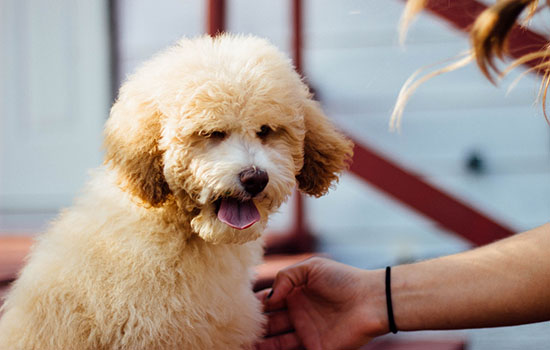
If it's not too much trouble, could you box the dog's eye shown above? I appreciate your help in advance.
[257,125,272,139]
[210,131,226,139]
[202,131,226,140]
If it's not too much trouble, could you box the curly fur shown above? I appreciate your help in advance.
[0,34,353,350]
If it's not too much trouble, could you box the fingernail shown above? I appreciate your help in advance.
[267,289,274,299]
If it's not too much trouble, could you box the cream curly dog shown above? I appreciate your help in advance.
[0,34,353,349]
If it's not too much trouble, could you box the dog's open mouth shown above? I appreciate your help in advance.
[215,198,260,230]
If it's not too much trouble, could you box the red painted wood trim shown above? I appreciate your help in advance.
[418,0,548,71]
[287,0,316,252]
[291,0,311,242]
[349,141,515,246]
[292,0,303,74]
[207,0,225,36]
[418,0,486,32]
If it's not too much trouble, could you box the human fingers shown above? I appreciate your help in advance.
[255,332,302,350]
[256,289,270,302]
[266,259,313,306]
[265,310,293,336]
[257,288,287,312]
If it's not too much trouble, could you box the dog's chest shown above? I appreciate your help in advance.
[129,239,264,349]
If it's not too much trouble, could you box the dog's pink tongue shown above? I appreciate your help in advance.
[217,198,260,230]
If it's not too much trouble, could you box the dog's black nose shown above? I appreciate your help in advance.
[239,167,269,197]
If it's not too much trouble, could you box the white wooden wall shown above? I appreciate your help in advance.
[0,0,110,232]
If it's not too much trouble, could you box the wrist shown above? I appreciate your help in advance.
[358,269,391,337]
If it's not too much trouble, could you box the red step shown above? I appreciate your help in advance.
[362,338,465,350]
[0,236,33,282]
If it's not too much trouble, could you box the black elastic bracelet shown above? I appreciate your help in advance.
[385,266,398,334]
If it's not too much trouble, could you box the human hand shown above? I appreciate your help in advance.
[256,257,388,350]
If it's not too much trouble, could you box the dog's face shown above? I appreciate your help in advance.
[104,35,353,244]
[160,81,306,244]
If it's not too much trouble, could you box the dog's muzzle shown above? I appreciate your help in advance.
[215,167,268,230]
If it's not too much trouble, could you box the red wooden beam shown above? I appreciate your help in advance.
[207,0,225,36]
[266,0,317,254]
[349,141,515,246]
[290,0,313,245]
[292,0,303,74]
[416,0,548,72]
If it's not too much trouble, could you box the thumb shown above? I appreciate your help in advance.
[267,259,312,306]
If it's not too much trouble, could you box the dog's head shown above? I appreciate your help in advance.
[104,35,353,244]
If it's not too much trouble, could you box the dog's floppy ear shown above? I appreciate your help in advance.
[103,91,171,207]
[296,99,354,197]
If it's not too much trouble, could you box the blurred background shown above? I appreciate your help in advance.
[1,0,549,349]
